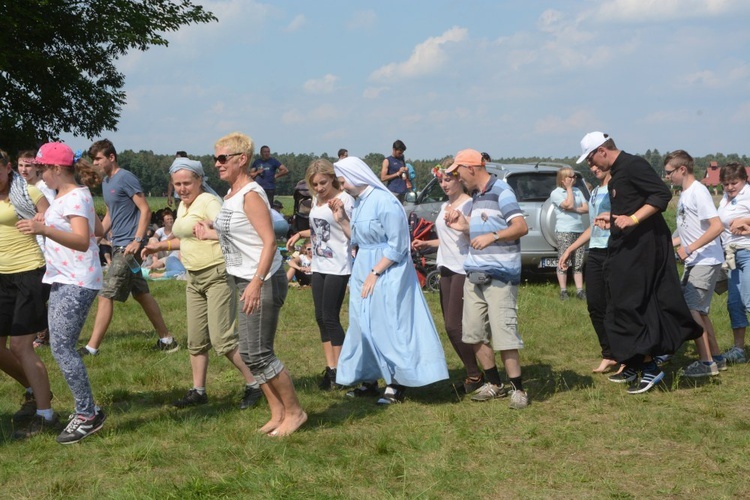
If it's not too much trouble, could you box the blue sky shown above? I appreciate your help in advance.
[62,0,750,161]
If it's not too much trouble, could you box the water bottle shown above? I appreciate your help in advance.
[124,253,141,274]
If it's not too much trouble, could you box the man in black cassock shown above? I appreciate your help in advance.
[576,132,702,394]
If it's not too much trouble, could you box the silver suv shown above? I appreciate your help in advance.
[403,162,590,271]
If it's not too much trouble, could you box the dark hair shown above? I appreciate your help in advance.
[260,145,270,152]
[664,150,694,174]
[89,139,117,161]
[481,152,491,162]
[600,135,617,151]
[175,151,188,158]
[74,158,102,189]
[17,150,36,161]
[337,148,348,159]
[393,139,406,152]
[720,162,748,183]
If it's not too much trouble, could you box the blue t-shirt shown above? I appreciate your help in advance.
[588,184,611,249]
[385,156,407,194]
[463,176,524,285]
[103,168,145,247]
[550,187,586,233]
[251,157,282,191]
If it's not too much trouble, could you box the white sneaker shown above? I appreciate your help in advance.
[470,382,507,402]
[508,390,529,409]
[722,346,747,364]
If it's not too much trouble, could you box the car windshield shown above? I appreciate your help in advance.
[506,173,590,202]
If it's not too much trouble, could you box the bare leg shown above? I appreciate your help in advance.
[133,292,170,339]
[702,314,720,356]
[473,343,497,371]
[0,337,30,387]
[499,349,521,379]
[321,341,342,368]
[733,327,746,349]
[556,272,567,290]
[258,382,285,434]
[87,296,114,349]
[266,369,307,437]
[690,310,712,362]
[10,334,51,410]
[190,352,209,388]
[224,347,257,384]
[573,272,584,290]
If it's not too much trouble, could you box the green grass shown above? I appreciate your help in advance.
[2,275,750,498]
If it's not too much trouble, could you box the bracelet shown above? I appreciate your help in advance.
[371,269,382,277]
[255,274,266,283]
[167,240,172,251]
[630,214,640,225]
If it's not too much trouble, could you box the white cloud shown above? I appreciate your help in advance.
[285,14,306,32]
[347,9,377,31]
[363,87,389,99]
[281,105,339,125]
[534,110,598,134]
[683,63,750,88]
[595,0,750,22]
[370,27,467,81]
[303,74,339,94]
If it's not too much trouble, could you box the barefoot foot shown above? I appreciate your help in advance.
[268,411,308,437]
[259,419,282,434]
[592,359,618,373]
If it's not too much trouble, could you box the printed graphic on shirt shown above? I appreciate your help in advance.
[311,217,334,258]
[215,208,242,268]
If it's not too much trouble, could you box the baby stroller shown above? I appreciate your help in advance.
[291,179,312,235]
[409,212,440,292]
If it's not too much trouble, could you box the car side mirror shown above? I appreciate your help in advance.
[404,191,417,203]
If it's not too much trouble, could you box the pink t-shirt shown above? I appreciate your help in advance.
[43,187,103,290]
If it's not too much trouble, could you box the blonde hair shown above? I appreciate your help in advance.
[214,132,255,171]
[556,167,575,188]
[305,158,340,193]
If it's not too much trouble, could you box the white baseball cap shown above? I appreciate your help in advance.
[576,131,610,164]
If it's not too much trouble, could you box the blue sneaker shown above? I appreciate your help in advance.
[627,368,665,394]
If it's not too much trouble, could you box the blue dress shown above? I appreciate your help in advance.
[336,188,449,387]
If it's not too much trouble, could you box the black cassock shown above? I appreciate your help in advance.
[604,152,702,364]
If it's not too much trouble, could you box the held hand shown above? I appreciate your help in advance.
[470,233,496,251]
[241,280,262,315]
[594,213,611,229]
[286,233,300,252]
[193,220,212,240]
[361,273,379,298]
[613,214,636,230]
[676,246,689,262]
[729,219,750,235]
[141,242,160,259]
[445,208,469,232]
[33,212,45,223]
[15,219,45,236]
[328,198,348,223]
[412,239,429,251]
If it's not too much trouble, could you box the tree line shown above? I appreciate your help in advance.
[104,149,749,199]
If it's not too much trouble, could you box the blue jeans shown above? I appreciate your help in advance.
[728,250,750,329]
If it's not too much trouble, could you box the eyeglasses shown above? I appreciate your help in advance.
[213,152,242,164]
[567,175,576,179]
[664,167,679,176]
[585,148,599,164]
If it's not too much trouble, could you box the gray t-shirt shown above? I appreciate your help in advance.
[103,168,144,247]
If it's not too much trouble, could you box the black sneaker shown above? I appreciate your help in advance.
[239,386,263,410]
[376,385,406,405]
[560,290,569,301]
[608,366,639,383]
[154,338,180,353]
[318,367,333,390]
[77,346,97,356]
[576,290,586,300]
[628,368,665,395]
[462,375,484,394]
[56,410,106,444]
[173,388,208,408]
[13,413,60,440]
[345,381,380,398]
[13,392,37,423]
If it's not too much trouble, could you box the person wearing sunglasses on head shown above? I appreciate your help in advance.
[578,131,701,395]
[286,242,313,287]
[549,167,588,301]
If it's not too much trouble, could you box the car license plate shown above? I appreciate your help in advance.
[539,258,559,268]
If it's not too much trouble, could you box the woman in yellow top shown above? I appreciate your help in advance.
[0,149,55,437]
[142,158,262,410]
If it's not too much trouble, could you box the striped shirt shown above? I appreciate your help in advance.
[464,176,524,284]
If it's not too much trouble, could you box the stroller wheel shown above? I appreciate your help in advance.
[425,269,441,293]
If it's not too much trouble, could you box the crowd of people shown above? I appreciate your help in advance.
[1,130,748,444]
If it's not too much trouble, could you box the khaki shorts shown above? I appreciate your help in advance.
[682,264,721,315]
[462,278,524,351]
[99,249,150,302]
[186,263,239,356]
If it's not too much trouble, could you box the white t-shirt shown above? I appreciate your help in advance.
[435,197,472,274]
[308,191,354,275]
[676,181,723,266]
[155,226,179,258]
[43,187,103,290]
[214,182,282,280]
[35,179,56,204]
[718,183,750,248]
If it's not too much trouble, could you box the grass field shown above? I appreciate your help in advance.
[3,195,749,498]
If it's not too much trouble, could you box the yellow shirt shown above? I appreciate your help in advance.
[0,185,46,273]
[172,192,225,271]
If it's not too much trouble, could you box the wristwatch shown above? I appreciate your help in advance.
[135,236,143,243]
[371,269,382,277]
[492,232,500,241]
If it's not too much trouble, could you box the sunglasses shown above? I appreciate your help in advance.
[305,248,312,252]
[213,152,242,164]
